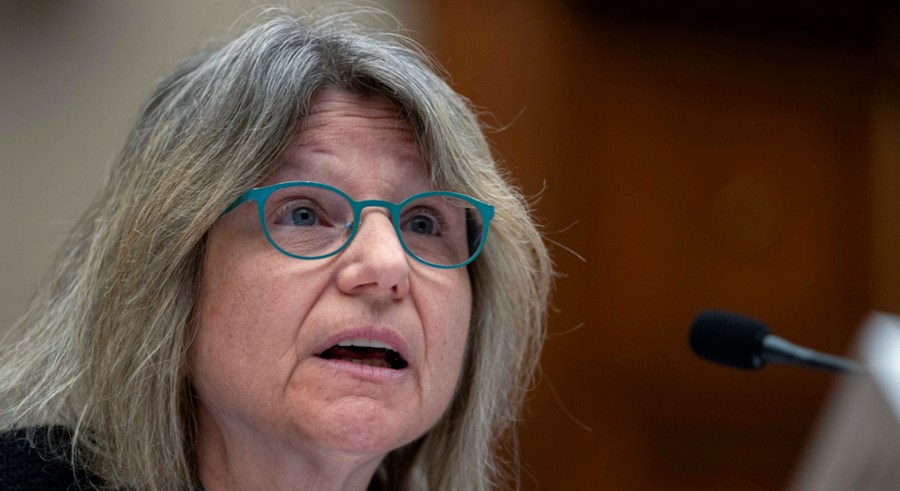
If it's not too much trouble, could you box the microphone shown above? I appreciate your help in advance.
[689,310,863,374]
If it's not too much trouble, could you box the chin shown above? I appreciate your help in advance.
[296,399,431,456]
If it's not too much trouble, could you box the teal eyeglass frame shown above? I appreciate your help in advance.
[222,181,495,269]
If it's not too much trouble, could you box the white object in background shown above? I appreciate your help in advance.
[789,311,900,491]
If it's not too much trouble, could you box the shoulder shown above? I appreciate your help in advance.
[0,426,103,490]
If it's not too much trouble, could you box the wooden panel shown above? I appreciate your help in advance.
[431,1,876,489]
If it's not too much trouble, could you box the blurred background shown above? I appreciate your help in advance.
[3,0,900,489]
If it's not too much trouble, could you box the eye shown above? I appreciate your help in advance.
[291,207,317,226]
[402,207,443,236]
[409,214,436,235]
[272,199,332,227]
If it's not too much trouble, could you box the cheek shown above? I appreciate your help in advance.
[422,271,473,398]
[189,226,318,413]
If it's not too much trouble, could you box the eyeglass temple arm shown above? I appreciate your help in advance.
[220,193,255,218]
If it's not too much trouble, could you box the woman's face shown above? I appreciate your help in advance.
[190,89,472,464]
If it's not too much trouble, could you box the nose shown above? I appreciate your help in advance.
[335,210,410,299]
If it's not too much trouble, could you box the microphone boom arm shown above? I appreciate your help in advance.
[761,335,863,374]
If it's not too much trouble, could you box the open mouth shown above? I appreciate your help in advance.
[318,339,408,370]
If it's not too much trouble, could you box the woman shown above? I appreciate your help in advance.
[0,7,552,491]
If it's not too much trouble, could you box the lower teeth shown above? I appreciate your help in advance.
[320,346,406,369]
[346,358,390,368]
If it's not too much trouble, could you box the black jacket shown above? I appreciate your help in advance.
[0,427,105,491]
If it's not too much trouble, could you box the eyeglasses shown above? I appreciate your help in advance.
[222,181,494,269]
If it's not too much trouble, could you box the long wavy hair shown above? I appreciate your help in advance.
[0,7,552,490]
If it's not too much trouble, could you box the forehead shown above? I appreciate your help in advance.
[298,89,413,142]
[267,89,429,195]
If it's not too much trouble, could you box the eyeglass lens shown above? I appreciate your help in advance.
[262,185,485,267]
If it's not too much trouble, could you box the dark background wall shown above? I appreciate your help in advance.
[428,1,899,489]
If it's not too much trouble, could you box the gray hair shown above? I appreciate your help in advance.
[0,7,552,490]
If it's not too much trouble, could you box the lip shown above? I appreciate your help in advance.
[314,356,409,382]
[315,326,410,359]
[312,326,411,380]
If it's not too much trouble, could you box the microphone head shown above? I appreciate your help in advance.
[689,310,770,370]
